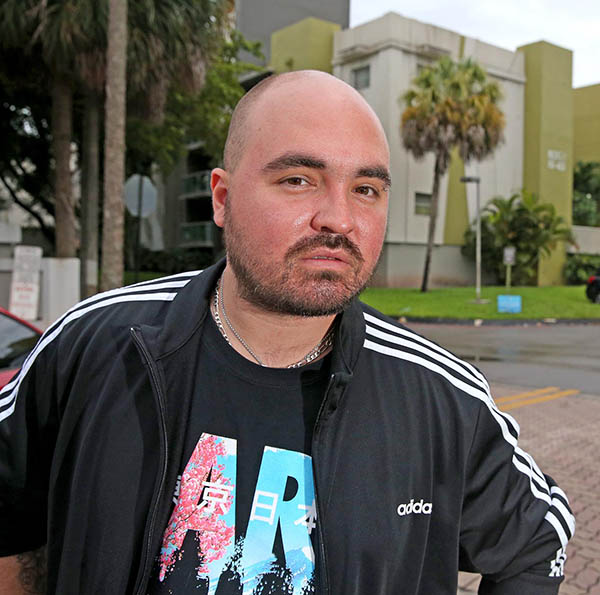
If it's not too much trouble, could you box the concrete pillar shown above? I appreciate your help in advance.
[518,41,573,285]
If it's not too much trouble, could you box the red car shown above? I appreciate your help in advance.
[0,306,43,389]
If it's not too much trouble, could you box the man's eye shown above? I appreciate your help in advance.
[283,177,308,186]
[356,185,378,197]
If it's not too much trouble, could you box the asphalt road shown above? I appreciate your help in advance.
[406,322,600,395]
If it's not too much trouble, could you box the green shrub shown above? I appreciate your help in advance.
[573,190,599,226]
[573,161,600,227]
[564,253,600,285]
[462,190,575,285]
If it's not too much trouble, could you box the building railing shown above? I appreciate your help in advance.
[181,170,211,196]
[180,221,213,246]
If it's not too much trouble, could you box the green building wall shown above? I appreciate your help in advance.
[443,147,469,245]
[443,37,469,246]
[518,41,573,285]
[573,84,600,163]
[270,17,340,74]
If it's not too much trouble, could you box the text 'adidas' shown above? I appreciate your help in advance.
[397,499,432,516]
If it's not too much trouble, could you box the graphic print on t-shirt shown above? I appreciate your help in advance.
[157,432,317,594]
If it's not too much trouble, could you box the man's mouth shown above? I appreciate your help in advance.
[286,233,364,266]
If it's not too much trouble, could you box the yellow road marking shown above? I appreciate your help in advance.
[501,389,580,411]
[495,386,559,404]
[495,386,558,403]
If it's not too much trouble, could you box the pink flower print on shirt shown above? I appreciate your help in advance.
[158,434,235,581]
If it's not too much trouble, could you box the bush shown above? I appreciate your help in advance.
[572,190,599,226]
[462,190,575,285]
[564,253,600,285]
[573,161,600,227]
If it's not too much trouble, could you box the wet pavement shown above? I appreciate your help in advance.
[457,382,600,594]
[407,323,599,394]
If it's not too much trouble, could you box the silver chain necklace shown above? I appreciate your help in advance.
[213,274,334,368]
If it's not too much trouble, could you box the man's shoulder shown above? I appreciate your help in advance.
[50,270,206,339]
[358,300,431,350]
[357,301,492,405]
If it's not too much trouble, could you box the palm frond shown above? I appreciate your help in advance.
[400,55,505,173]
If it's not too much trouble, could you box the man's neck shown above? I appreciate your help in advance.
[215,266,336,368]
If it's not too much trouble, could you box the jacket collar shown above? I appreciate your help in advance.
[142,258,366,376]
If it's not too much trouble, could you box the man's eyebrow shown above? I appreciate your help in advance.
[262,154,392,188]
[262,154,326,172]
[357,166,392,188]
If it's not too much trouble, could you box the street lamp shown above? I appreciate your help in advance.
[460,176,489,304]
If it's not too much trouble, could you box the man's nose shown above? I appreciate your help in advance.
[310,185,355,235]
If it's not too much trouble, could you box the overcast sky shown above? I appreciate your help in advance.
[350,0,600,88]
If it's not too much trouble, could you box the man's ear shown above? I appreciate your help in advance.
[211,168,228,228]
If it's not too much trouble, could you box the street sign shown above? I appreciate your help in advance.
[9,245,42,320]
[497,294,522,314]
[503,246,516,266]
[123,174,157,218]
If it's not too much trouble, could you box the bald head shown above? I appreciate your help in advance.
[211,69,390,319]
[223,70,388,172]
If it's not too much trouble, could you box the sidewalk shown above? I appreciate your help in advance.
[458,384,600,594]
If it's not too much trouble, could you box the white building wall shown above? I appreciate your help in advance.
[333,13,460,246]
[462,38,525,222]
[333,12,526,286]
[571,226,600,255]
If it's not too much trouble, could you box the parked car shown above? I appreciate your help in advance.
[586,268,600,304]
[0,307,42,389]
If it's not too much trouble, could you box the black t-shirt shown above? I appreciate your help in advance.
[147,315,331,595]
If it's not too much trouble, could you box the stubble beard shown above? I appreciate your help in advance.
[223,204,379,317]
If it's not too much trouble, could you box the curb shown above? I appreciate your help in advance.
[398,317,600,326]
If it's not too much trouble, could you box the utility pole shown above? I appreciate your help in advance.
[461,176,489,304]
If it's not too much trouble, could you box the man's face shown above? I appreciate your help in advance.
[213,76,390,316]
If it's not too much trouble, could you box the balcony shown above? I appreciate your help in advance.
[180,221,214,246]
[181,170,211,197]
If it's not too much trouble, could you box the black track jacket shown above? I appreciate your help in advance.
[0,261,574,594]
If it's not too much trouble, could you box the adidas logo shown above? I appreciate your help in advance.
[397,499,432,516]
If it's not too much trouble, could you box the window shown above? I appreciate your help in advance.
[415,192,432,216]
[352,66,370,90]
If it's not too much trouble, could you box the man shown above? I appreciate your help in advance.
[0,71,573,594]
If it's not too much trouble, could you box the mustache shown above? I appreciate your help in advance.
[285,233,364,264]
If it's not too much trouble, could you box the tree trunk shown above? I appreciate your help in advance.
[80,91,101,297]
[421,155,443,293]
[51,76,77,258]
[101,0,128,291]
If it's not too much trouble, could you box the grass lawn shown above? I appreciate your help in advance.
[122,273,599,320]
[360,285,600,320]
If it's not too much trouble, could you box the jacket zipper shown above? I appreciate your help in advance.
[131,327,170,595]
[312,372,337,595]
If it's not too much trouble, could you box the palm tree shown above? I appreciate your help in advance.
[401,56,505,292]
[75,1,108,296]
[100,0,128,291]
[100,0,231,290]
[0,0,91,257]
[0,0,231,290]
[80,0,229,293]
[80,68,104,297]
